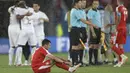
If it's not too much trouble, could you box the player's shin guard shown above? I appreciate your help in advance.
[8,47,15,65]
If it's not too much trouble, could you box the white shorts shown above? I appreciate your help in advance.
[36,35,45,46]
[8,25,20,47]
[17,29,37,46]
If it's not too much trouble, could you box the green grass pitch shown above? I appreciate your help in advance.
[0,53,130,73]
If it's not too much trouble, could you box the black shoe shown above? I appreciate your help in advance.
[113,60,118,65]
[89,62,95,65]
[95,62,103,65]
[104,61,109,64]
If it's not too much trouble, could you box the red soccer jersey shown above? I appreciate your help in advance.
[31,47,51,69]
[116,5,128,29]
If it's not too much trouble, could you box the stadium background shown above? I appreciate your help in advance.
[0,0,130,54]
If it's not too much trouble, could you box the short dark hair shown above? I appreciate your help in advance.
[72,0,80,7]
[32,1,40,6]
[17,0,26,8]
[42,39,51,46]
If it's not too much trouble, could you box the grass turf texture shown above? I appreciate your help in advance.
[0,53,130,73]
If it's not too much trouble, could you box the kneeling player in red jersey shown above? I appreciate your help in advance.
[31,39,81,73]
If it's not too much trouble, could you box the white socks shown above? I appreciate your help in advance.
[8,47,15,65]
[14,47,22,65]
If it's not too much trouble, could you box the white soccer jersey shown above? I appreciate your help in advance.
[32,11,49,37]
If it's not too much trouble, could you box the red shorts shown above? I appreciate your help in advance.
[116,29,127,44]
[32,60,51,73]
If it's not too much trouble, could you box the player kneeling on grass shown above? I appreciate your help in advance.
[31,39,81,73]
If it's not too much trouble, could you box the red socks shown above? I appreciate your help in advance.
[120,48,124,54]
[112,45,122,55]
[112,45,125,62]
[55,62,69,71]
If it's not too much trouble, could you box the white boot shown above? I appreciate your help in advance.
[69,63,81,73]
[113,62,121,67]
[24,60,29,66]
[120,54,128,65]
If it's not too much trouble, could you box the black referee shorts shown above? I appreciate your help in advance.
[89,28,101,44]
[80,27,87,43]
[70,27,80,46]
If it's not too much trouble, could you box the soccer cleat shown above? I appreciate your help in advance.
[113,60,118,65]
[23,60,30,66]
[113,62,121,67]
[69,63,81,73]
[9,62,13,66]
[8,63,12,66]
